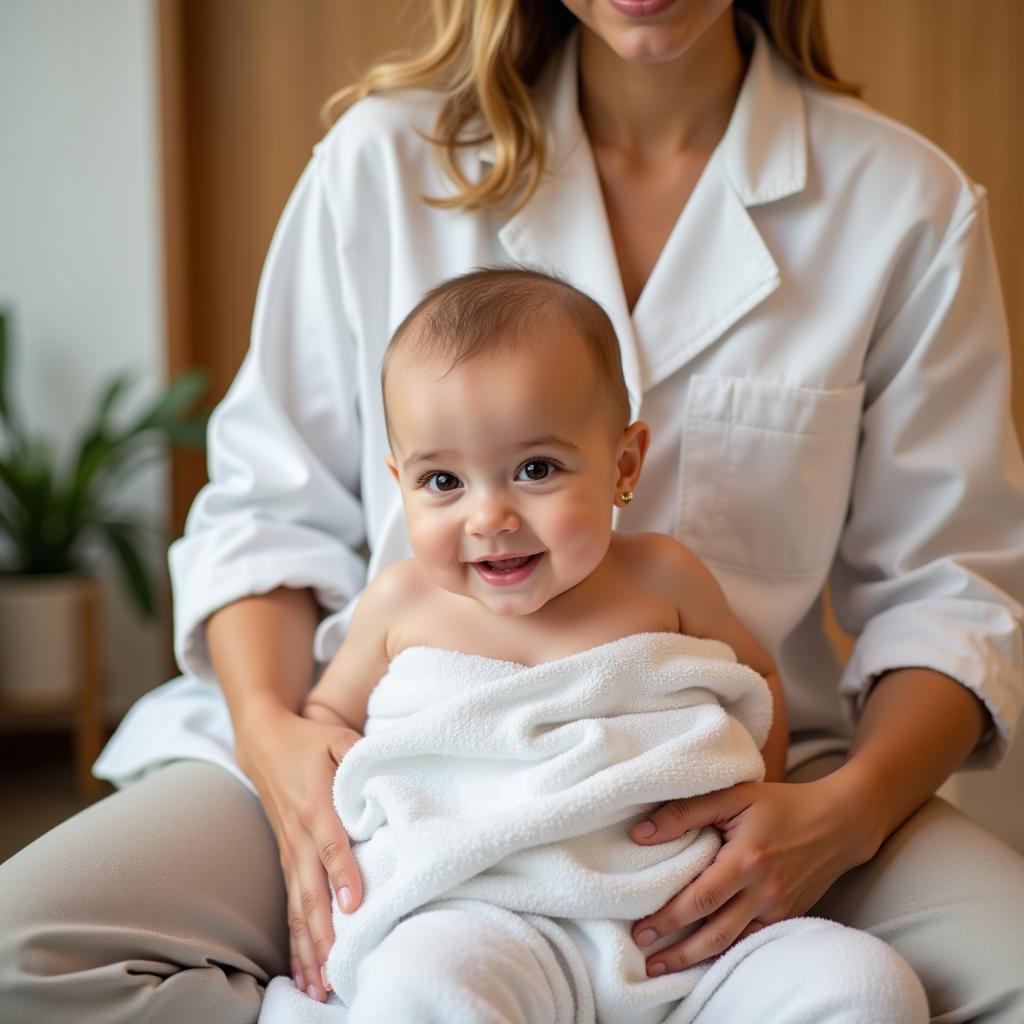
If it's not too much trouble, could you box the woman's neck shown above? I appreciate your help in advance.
[576,10,747,162]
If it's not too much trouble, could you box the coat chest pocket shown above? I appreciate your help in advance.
[677,375,865,576]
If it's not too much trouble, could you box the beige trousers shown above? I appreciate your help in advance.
[1,757,1022,1023]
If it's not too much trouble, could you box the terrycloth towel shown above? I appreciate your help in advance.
[259,631,773,1022]
[258,914,928,1024]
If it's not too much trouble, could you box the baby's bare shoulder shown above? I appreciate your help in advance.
[612,533,716,600]
[361,559,432,617]
[613,531,701,574]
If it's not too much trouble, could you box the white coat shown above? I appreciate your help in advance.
[94,20,1024,790]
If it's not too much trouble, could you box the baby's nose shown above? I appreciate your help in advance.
[465,496,520,536]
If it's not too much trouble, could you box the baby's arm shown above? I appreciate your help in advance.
[643,535,791,782]
[303,562,410,734]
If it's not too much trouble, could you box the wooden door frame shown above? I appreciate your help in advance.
[158,0,205,538]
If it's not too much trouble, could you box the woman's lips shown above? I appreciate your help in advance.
[471,553,544,587]
[607,0,678,18]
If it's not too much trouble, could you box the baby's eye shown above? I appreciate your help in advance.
[515,459,558,482]
[423,471,462,493]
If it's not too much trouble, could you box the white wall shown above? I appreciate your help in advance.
[0,0,171,716]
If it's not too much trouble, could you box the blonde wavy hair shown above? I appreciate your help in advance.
[323,0,857,216]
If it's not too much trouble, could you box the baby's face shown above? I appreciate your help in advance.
[385,326,634,616]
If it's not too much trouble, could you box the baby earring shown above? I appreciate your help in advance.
[619,491,635,506]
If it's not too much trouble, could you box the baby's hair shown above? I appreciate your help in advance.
[382,266,630,434]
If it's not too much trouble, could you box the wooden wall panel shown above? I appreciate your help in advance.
[162,0,429,532]
[824,0,1024,433]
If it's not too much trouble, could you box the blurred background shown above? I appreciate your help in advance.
[0,0,1021,860]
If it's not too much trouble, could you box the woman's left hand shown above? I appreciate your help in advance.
[630,770,881,976]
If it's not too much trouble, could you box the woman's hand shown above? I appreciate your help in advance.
[629,770,881,976]
[234,698,363,1003]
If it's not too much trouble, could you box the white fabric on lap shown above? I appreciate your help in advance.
[330,633,769,1003]
[261,632,770,1021]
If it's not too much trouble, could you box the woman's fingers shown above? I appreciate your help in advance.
[644,892,767,976]
[633,843,752,949]
[240,712,367,1002]
[311,807,363,916]
[302,811,362,999]
[288,860,327,1001]
[630,776,883,977]
[630,784,753,845]
[289,808,363,1001]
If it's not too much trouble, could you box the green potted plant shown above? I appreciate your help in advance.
[0,308,209,703]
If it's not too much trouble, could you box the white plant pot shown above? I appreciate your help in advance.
[0,574,95,704]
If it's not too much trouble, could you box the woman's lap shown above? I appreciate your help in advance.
[2,754,1022,1022]
[795,755,1024,1023]
[0,759,288,1024]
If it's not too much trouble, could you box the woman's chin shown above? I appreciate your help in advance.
[612,32,693,63]
[578,0,736,65]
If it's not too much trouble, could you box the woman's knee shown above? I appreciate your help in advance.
[927,869,1024,1023]
[815,795,1024,1022]
[0,761,288,1022]
[0,812,127,1017]
[0,840,50,1004]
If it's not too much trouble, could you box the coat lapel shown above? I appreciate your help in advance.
[630,149,781,391]
[486,17,808,405]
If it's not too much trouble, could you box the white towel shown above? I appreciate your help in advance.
[259,631,773,1022]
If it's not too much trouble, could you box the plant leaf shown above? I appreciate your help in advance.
[86,443,166,495]
[0,309,25,446]
[2,362,209,582]
[68,371,209,507]
[70,434,117,497]
[94,372,136,427]
[128,369,209,435]
[67,372,136,499]
[157,414,210,450]
[0,497,20,554]
[0,309,8,427]
[0,437,87,571]
[97,520,156,619]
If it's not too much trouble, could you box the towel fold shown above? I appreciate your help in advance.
[259,631,773,1022]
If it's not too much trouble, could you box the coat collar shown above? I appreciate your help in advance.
[482,17,808,404]
[718,14,807,206]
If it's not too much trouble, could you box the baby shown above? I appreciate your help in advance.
[303,266,789,778]
[266,268,921,1023]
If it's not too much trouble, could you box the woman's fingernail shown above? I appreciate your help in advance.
[321,964,332,991]
[339,885,353,910]
[637,928,659,947]
[633,820,657,839]
[649,962,667,977]
[307,984,319,1001]
[293,970,302,990]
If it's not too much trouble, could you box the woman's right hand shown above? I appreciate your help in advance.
[234,697,363,1003]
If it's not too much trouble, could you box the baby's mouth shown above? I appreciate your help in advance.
[470,553,544,588]
[480,555,537,572]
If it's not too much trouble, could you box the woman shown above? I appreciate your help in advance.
[2,0,1022,1020]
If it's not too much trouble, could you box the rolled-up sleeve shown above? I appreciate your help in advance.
[832,192,1024,768]
[170,150,369,682]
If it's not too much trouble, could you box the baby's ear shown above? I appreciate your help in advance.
[616,420,651,491]
[385,453,399,481]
